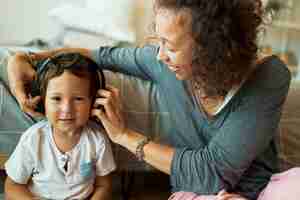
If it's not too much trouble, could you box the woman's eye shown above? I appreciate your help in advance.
[166,49,177,60]
[167,48,176,53]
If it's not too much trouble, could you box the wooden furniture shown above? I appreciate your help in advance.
[0,153,7,170]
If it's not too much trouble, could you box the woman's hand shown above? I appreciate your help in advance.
[7,53,43,117]
[216,190,249,200]
[91,85,127,144]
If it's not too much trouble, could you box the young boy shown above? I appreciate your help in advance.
[4,53,116,200]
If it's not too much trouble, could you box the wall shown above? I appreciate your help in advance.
[0,0,85,44]
[0,0,153,45]
[135,1,154,43]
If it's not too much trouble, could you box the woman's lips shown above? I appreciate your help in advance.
[168,65,180,71]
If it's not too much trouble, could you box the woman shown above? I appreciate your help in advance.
[7,0,299,199]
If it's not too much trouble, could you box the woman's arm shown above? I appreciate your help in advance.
[90,175,113,200]
[117,129,174,174]
[92,58,291,195]
[92,85,174,174]
[91,45,163,81]
[12,47,92,61]
[7,45,162,117]
[4,177,37,200]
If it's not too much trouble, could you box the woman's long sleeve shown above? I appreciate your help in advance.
[91,45,162,82]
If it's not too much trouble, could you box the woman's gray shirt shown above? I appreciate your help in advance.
[91,45,291,200]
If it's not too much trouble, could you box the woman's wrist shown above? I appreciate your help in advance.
[114,128,130,145]
[115,128,173,174]
[115,128,148,155]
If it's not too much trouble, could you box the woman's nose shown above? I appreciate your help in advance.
[157,46,170,63]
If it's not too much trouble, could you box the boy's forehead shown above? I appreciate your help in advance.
[46,71,91,95]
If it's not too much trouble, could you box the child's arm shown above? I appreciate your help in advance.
[4,177,39,200]
[89,174,113,200]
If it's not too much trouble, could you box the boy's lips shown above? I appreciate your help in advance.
[59,119,74,121]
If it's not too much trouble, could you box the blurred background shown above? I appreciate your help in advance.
[260,0,300,80]
[0,0,154,45]
[1,0,300,79]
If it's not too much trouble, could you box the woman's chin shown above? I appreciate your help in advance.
[175,72,188,80]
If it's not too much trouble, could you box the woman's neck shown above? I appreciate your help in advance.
[198,93,224,117]
[188,80,228,117]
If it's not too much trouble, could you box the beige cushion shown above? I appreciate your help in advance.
[279,81,300,169]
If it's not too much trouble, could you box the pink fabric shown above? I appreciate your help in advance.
[169,167,300,200]
[168,192,246,200]
[257,167,300,200]
[168,192,216,200]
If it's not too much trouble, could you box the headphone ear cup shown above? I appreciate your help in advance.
[30,79,45,114]
[98,69,106,90]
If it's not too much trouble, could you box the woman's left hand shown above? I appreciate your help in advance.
[216,190,249,200]
[91,85,127,143]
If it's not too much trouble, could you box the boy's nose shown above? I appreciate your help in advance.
[59,102,73,118]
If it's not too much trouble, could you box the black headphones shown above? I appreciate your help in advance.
[37,52,106,91]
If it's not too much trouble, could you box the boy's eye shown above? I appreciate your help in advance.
[51,97,61,101]
[75,97,85,101]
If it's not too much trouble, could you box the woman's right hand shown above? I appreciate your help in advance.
[7,53,43,117]
[91,85,127,144]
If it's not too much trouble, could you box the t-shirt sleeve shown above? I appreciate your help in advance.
[91,45,165,82]
[4,133,34,184]
[170,57,291,194]
[95,136,116,176]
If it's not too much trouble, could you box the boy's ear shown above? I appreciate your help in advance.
[30,80,45,114]
[36,98,45,114]
[97,70,106,90]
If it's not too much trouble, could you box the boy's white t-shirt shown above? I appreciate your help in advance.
[5,120,116,200]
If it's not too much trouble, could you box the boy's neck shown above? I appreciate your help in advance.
[52,127,82,153]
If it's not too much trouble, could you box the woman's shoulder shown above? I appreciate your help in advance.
[257,55,290,77]
[231,55,292,106]
[246,55,291,91]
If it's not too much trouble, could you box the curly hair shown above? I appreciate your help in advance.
[154,0,263,97]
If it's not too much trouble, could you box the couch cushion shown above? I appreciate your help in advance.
[279,81,300,169]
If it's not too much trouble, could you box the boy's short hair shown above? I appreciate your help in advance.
[37,52,105,102]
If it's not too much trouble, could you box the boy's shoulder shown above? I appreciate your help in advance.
[19,120,50,147]
[83,121,110,147]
